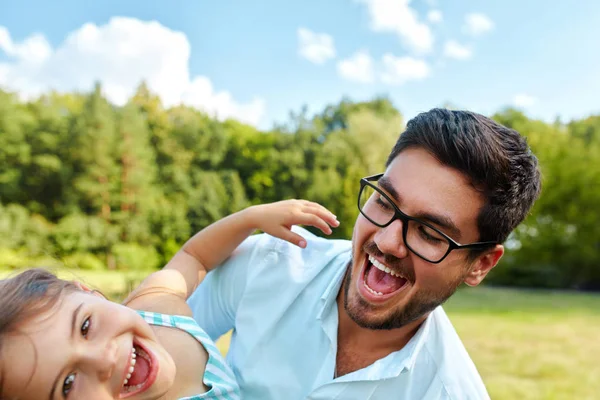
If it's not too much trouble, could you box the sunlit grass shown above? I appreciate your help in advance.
[444,287,600,400]
[0,267,148,299]
[2,268,598,399]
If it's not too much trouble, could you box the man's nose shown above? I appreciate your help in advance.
[374,218,409,259]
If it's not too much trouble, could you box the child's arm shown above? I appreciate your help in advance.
[125,200,338,307]
[168,199,339,298]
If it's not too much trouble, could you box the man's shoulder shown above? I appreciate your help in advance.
[249,225,351,265]
[417,307,490,399]
[235,226,352,284]
[259,225,351,251]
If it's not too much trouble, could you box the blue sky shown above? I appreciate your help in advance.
[1,0,599,129]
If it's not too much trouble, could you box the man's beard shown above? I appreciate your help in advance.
[341,242,464,330]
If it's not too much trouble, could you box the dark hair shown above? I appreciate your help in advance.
[386,108,541,246]
[0,268,77,397]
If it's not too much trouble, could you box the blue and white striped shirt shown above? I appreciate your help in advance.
[137,310,241,400]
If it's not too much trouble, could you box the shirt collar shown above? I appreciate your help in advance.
[317,255,348,321]
[316,254,435,379]
[336,310,434,382]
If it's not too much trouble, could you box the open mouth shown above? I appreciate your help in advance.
[358,254,410,302]
[119,340,158,398]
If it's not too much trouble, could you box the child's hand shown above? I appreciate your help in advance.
[247,200,340,248]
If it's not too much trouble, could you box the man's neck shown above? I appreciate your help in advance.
[334,289,426,377]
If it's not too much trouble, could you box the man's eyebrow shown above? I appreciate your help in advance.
[378,176,462,239]
[378,176,401,203]
[50,302,83,400]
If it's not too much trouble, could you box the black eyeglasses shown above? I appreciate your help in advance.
[358,173,497,263]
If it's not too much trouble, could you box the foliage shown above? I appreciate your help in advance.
[111,243,161,271]
[0,84,598,289]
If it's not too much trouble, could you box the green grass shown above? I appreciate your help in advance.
[2,268,598,399]
[444,287,600,400]
[0,268,148,299]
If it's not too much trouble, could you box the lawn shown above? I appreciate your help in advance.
[444,287,600,400]
[2,268,598,399]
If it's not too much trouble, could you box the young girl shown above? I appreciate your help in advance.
[0,199,339,400]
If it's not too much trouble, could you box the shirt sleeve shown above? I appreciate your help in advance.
[186,233,264,341]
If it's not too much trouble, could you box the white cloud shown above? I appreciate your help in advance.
[463,13,494,36]
[380,54,430,85]
[427,10,443,24]
[356,0,434,53]
[513,94,537,108]
[0,18,265,126]
[443,40,472,60]
[297,27,336,64]
[337,50,375,83]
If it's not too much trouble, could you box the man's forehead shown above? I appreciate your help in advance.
[384,148,480,202]
[383,148,484,239]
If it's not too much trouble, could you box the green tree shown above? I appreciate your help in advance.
[70,83,120,221]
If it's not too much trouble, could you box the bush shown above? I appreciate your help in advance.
[112,243,160,271]
[158,238,180,265]
[62,253,106,271]
[0,247,62,270]
[52,214,119,255]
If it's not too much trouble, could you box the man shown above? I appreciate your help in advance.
[188,108,542,399]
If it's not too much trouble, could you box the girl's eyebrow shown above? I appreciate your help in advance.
[50,302,84,400]
[71,303,84,340]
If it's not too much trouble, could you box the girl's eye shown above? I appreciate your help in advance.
[81,317,91,338]
[62,373,76,398]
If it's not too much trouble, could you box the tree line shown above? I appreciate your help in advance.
[1,82,599,290]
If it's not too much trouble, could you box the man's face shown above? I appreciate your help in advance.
[343,147,500,330]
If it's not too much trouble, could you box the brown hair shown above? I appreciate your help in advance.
[0,268,78,398]
[387,108,542,247]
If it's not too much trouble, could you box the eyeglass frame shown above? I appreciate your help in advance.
[357,173,498,264]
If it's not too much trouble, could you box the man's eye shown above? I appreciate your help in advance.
[62,373,76,398]
[81,317,91,338]
[418,225,443,243]
[375,195,392,210]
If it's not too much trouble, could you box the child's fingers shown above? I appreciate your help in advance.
[295,213,333,235]
[274,227,308,248]
[302,202,339,227]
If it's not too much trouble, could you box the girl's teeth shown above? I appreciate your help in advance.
[123,383,145,393]
[123,346,137,387]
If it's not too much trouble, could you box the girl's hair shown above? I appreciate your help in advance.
[0,268,78,398]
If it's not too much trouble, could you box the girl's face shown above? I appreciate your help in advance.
[1,289,176,399]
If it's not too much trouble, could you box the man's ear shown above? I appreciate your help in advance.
[72,281,105,298]
[464,245,504,287]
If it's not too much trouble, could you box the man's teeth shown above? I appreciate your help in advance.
[368,255,404,279]
[123,346,137,386]
[365,284,383,296]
